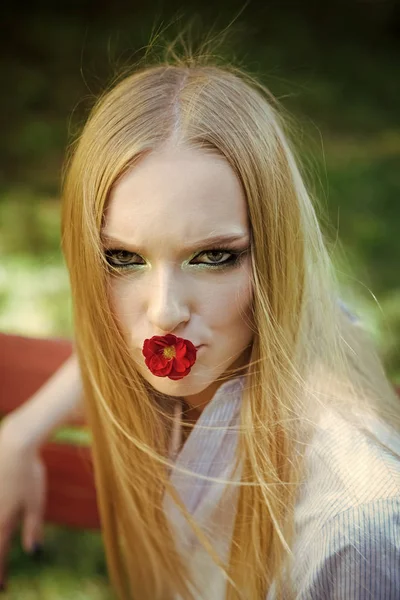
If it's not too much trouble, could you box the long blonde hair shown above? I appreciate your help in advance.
[61,39,400,600]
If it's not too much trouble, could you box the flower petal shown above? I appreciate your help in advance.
[156,361,173,376]
[175,344,187,359]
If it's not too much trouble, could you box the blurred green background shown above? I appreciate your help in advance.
[0,1,399,597]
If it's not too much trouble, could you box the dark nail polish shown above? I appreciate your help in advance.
[31,543,44,559]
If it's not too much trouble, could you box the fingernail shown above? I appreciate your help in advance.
[31,542,44,559]
[0,581,7,592]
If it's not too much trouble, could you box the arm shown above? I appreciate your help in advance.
[1,352,86,451]
[0,353,86,575]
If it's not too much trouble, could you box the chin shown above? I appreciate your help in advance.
[140,366,215,396]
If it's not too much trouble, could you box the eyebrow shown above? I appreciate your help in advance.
[100,232,249,253]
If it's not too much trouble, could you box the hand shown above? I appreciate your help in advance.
[0,416,47,587]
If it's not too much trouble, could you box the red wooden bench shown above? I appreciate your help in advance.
[1,332,399,532]
[0,332,100,530]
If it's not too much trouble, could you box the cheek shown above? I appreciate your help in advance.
[108,279,139,329]
[201,269,254,331]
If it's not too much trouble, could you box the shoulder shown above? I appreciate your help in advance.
[297,409,400,522]
[337,298,361,324]
[293,497,400,599]
[289,409,400,599]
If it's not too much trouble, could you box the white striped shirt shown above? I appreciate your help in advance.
[163,375,400,599]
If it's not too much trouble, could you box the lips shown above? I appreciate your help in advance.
[141,334,197,380]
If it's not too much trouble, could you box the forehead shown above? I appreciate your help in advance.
[103,147,249,246]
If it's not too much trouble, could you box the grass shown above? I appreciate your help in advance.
[5,526,113,599]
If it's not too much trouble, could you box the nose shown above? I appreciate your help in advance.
[146,265,190,334]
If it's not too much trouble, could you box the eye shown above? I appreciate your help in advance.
[191,250,234,265]
[104,249,143,267]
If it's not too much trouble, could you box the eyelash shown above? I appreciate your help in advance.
[104,246,248,272]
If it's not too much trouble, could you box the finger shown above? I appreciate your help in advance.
[22,509,45,554]
[21,467,47,554]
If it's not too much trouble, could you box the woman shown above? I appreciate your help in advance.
[1,46,400,599]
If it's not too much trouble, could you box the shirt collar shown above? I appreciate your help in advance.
[165,374,246,527]
[168,374,246,462]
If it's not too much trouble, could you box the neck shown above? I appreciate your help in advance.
[182,346,251,416]
[181,401,202,425]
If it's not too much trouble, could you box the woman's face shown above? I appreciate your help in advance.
[102,145,254,410]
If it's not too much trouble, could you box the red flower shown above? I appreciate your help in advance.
[142,334,197,380]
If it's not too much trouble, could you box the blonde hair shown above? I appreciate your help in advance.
[61,38,400,600]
